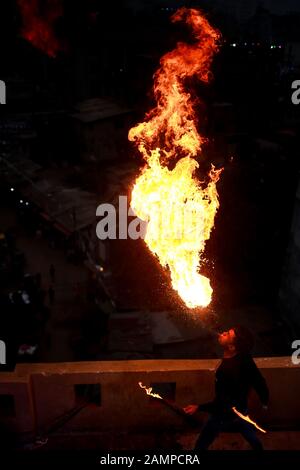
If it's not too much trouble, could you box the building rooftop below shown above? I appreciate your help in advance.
[71,98,132,123]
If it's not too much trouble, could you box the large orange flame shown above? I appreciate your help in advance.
[129,8,222,309]
[232,407,267,433]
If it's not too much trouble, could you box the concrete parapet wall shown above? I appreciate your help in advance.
[0,358,299,436]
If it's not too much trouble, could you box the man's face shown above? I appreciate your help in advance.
[218,328,236,347]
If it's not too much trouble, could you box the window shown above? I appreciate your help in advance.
[0,395,15,417]
[74,384,101,406]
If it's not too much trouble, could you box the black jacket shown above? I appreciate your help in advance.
[199,353,269,416]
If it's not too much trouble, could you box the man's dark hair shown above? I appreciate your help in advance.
[233,325,254,354]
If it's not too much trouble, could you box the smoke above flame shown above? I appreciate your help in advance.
[129,8,222,309]
[17,0,63,57]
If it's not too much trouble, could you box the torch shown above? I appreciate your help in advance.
[138,382,201,428]
[138,383,267,434]
[232,407,266,434]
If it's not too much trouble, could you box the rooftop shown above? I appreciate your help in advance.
[0,358,299,454]
[71,98,132,123]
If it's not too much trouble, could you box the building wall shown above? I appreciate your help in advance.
[279,179,300,333]
[0,357,299,439]
[73,114,132,163]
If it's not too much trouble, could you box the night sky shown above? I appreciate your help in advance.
[127,0,300,15]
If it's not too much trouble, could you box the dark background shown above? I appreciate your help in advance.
[1,0,300,367]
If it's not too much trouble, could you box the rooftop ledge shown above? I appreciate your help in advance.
[1,356,297,379]
[0,357,299,451]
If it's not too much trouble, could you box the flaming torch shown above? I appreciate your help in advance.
[138,382,163,400]
[138,382,200,428]
[232,407,267,434]
[129,8,222,309]
[138,383,266,433]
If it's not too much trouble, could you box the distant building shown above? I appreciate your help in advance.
[279,178,300,335]
[286,41,300,66]
[70,98,133,162]
[214,0,259,22]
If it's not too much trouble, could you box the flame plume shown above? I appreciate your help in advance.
[17,0,63,57]
[129,8,222,309]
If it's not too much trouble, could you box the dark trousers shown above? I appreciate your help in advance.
[195,413,263,450]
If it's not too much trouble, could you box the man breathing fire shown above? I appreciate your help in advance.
[184,326,269,450]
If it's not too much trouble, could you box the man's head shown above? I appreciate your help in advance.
[218,325,254,354]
